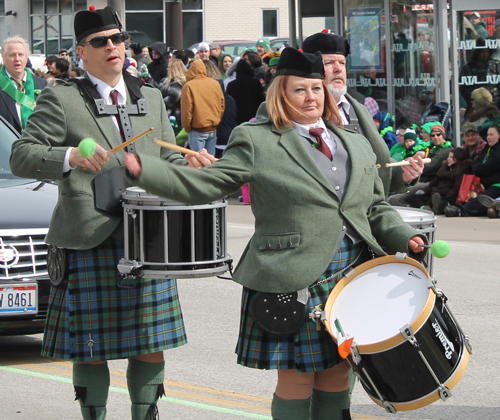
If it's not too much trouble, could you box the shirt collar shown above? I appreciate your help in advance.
[292,118,329,140]
[86,72,127,104]
[336,95,350,114]
[5,68,27,83]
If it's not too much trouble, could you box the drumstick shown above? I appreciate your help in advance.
[377,158,431,168]
[153,138,219,161]
[81,127,154,170]
[108,127,154,155]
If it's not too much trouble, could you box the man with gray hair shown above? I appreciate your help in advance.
[302,32,424,197]
[0,35,47,132]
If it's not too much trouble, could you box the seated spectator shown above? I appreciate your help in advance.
[390,124,410,161]
[419,121,440,142]
[401,128,424,159]
[463,87,500,139]
[406,148,472,214]
[373,111,398,149]
[363,96,380,118]
[445,124,500,217]
[478,194,500,218]
[387,124,453,206]
[461,122,487,160]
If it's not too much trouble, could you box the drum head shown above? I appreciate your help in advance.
[325,256,433,353]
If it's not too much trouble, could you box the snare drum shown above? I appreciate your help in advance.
[118,187,231,279]
[324,255,470,412]
[394,207,437,275]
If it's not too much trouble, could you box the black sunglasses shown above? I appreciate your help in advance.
[430,134,442,138]
[81,32,128,48]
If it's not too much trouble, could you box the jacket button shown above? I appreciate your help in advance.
[42,157,47,162]
[36,169,41,173]
[287,241,292,247]
[48,146,53,151]
[266,243,271,248]
[335,186,340,191]
[277,243,282,249]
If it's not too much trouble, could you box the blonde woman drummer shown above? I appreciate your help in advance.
[125,47,426,420]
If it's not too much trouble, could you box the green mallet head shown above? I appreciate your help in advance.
[430,240,450,258]
[78,137,96,158]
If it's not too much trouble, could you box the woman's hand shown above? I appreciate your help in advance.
[185,148,216,168]
[408,235,425,253]
[125,153,142,177]
[401,155,425,183]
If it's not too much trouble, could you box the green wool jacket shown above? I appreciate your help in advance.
[9,74,185,250]
[132,106,424,293]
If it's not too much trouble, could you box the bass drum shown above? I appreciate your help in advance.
[324,255,470,412]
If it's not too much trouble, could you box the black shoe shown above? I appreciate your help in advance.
[487,208,499,218]
[478,195,500,211]
[444,205,462,217]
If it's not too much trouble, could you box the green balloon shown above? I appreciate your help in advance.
[78,137,96,158]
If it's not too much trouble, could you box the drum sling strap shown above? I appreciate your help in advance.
[73,71,149,214]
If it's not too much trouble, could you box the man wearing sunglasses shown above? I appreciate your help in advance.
[10,5,213,420]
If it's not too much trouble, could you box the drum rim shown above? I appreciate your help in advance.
[368,346,470,411]
[324,255,435,354]
[394,206,437,224]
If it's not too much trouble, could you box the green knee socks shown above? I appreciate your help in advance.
[271,393,311,420]
[73,362,110,420]
[127,358,165,420]
[310,388,351,420]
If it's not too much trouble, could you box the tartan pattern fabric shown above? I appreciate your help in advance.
[42,237,187,362]
[235,239,366,372]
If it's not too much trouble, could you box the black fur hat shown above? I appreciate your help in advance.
[74,5,122,43]
[302,32,350,56]
[275,48,324,79]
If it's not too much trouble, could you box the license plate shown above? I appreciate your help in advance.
[0,283,38,315]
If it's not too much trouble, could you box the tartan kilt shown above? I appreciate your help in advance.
[42,237,187,362]
[235,239,367,372]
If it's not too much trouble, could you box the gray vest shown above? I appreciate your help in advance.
[344,104,365,136]
[300,130,362,247]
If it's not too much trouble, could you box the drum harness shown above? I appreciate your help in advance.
[47,72,148,287]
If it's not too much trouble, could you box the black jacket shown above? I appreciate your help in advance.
[0,73,47,133]
[226,60,265,125]
[147,42,170,83]
[473,141,500,189]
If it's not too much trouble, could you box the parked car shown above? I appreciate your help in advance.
[0,116,58,335]
[188,40,256,57]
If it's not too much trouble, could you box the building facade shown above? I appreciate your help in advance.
[1,0,499,143]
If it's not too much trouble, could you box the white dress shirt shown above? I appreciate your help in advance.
[292,118,337,158]
[63,73,127,172]
[336,95,351,125]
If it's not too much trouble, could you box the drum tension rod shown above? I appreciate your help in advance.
[400,324,453,403]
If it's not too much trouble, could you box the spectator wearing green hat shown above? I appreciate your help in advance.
[256,38,270,58]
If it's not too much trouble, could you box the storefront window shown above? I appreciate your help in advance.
[456,10,500,136]
[30,0,87,61]
[390,0,435,128]
[343,0,389,114]
[344,0,436,129]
